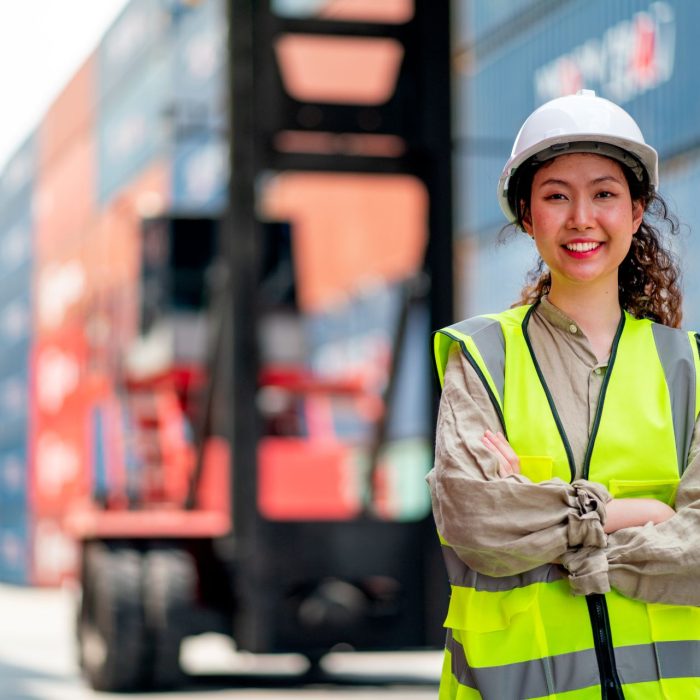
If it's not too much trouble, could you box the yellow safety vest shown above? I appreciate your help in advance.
[433,304,700,700]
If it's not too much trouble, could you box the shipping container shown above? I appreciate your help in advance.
[171,0,226,107]
[40,56,96,173]
[304,282,431,441]
[97,52,171,205]
[31,407,91,517]
[0,132,36,226]
[172,133,228,211]
[35,135,96,260]
[454,0,700,328]
[661,153,700,330]
[31,514,79,587]
[0,443,28,507]
[0,207,33,273]
[457,0,694,236]
[0,504,30,585]
[97,0,173,103]
[458,0,542,46]
[34,254,90,337]
[170,0,227,211]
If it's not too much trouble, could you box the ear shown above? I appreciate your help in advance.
[521,207,534,237]
[631,198,645,234]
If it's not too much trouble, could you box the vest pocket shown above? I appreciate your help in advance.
[445,585,537,632]
[519,455,554,483]
[608,478,679,506]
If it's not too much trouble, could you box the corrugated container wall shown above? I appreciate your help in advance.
[0,130,35,584]
[171,0,228,212]
[454,0,700,327]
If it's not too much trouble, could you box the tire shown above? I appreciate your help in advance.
[77,542,148,692]
[142,545,198,689]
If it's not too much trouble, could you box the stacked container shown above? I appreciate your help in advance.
[456,0,700,324]
[170,0,228,213]
[0,134,36,584]
[7,0,215,586]
[31,56,97,586]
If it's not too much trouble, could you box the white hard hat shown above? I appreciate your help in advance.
[497,89,659,223]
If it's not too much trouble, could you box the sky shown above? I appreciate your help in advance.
[0,0,130,170]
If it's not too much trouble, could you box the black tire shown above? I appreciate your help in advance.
[77,541,148,692]
[142,545,198,689]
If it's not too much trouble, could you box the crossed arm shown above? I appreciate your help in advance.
[429,349,700,604]
[482,429,676,533]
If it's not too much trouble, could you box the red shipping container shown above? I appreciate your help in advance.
[34,253,91,336]
[34,132,97,259]
[31,325,88,416]
[40,55,96,174]
[30,407,91,517]
[36,53,96,260]
[29,326,91,517]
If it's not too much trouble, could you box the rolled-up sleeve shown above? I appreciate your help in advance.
[605,417,700,605]
[427,349,611,587]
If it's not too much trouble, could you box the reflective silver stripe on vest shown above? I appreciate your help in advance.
[442,545,565,590]
[446,629,599,698]
[448,316,505,402]
[651,324,696,473]
[447,633,700,698]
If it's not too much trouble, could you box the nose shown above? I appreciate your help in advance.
[567,196,595,231]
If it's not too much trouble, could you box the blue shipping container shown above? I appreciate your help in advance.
[0,443,28,507]
[0,205,33,275]
[0,504,30,585]
[305,282,432,442]
[97,50,171,204]
[0,132,35,229]
[97,0,173,103]
[458,0,700,235]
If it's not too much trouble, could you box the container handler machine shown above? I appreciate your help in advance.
[69,0,453,690]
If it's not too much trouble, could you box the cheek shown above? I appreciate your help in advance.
[528,205,559,236]
[601,207,635,233]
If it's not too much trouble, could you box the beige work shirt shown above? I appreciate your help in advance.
[427,298,700,605]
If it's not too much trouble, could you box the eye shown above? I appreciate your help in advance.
[544,193,567,201]
[595,190,615,199]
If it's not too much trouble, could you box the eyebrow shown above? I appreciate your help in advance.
[538,175,623,188]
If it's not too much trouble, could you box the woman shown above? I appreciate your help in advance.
[428,89,700,699]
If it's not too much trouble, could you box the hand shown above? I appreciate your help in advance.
[482,430,521,478]
[604,498,675,534]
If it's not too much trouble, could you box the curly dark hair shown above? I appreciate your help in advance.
[506,155,683,328]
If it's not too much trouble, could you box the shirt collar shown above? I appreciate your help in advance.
[537,296,583,336]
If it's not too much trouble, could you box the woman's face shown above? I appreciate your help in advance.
[521,152,644,294]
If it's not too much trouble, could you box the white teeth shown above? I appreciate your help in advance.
[565,241,601,252]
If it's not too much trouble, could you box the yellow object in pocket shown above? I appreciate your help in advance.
[519,456,554,483]
[608,479,679,506]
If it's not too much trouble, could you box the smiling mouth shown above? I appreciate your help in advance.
[563,241,602,253]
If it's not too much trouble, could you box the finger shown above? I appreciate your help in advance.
[482,434,513,477]
[483,431,517,471]
[482,431,513,476]
[487,431,521,474]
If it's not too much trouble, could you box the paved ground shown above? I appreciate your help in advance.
[0,583,442,700]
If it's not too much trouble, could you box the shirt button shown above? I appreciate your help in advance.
[594,368,602,375]
[568,324,578,334]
